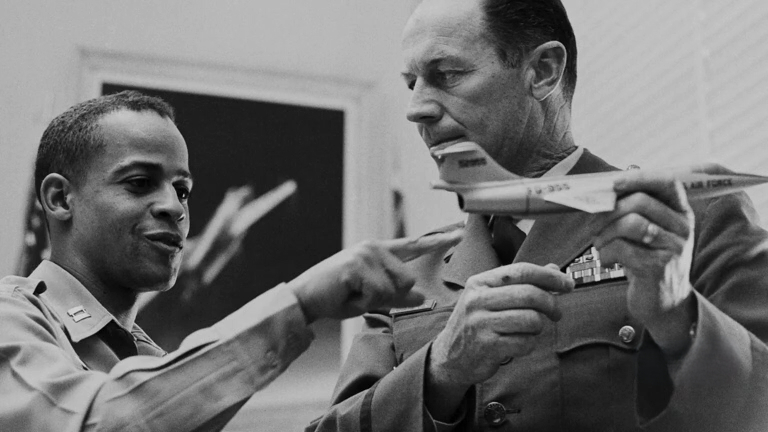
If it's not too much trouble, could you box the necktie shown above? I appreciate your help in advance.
[490,216,527,265]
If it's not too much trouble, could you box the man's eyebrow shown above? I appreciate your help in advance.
[112,161,193,182]
[401,54,466,77]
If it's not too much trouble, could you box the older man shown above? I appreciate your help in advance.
[310,0,768,431]
[0,90,462,432]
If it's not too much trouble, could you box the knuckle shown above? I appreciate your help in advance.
[520,311,543,333]
[357,240,376,255]
[509,263,534,282]
[344,254,363,272]
[463,289,483,309]
[623,192,646,208]
[399,272,416,290]
[405,237,421,250]
[465,274,485,290]
[516,287,537,305]
[531,312,547,331]
[624,212,645,229]
[680,219,693,238]
[339,268,357,289]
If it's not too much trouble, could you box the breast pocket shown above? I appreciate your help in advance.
[391,307,453,364]
[556,281,643,353]
[555,281,645,429]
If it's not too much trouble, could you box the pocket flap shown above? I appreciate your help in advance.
[556,282,644,354]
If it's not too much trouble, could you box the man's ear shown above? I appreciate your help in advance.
[527,41,567,102]
[40,173,73,222]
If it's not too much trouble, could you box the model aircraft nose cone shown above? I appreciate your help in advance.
[737,173,768,186]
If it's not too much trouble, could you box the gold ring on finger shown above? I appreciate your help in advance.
[642,222,660,245]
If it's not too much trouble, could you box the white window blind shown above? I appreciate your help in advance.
[567,0,768,224]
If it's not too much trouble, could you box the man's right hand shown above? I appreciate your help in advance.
[286,230,463,323]
[425,263,574,420]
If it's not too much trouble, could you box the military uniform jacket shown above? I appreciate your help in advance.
[309,150,768,432]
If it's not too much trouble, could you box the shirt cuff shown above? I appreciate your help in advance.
[212,283,314,377]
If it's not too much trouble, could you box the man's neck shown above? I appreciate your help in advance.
[516,96,577,178]
[49,252,140,329]
[525,142,577,178]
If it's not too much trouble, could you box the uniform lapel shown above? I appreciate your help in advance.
[441,214,500,288]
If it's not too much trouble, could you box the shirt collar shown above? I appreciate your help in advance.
[542,146,584,178]
[31,260,118,343]
[515,147,583,234]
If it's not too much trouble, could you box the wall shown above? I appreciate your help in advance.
[563,0,768,218]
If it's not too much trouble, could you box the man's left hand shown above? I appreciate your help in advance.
[593,173,697,359]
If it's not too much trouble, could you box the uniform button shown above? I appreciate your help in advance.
[619,325,636,344]
[500,357,513,365]
[484,402,507,426]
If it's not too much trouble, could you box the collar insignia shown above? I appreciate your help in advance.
[66,305,92,323]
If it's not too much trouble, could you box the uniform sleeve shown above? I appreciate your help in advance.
[0,282,314,432]
[638,192,768,431]
[307,312,466,432]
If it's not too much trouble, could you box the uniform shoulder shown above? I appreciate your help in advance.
[363,222,465,318]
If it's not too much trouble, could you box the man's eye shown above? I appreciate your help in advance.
[126,177,151,189]
[433,70,460,86]
[406,79,416,91]
[176,187,191,202]
[430,70,462,87]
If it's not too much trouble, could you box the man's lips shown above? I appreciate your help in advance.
[427,136,467,152]
[144,231,184,252]
[428,138,471,158]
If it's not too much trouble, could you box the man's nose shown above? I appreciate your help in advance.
[406,80,442,124]
[151,184,186,223]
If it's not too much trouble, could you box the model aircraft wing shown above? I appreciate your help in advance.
[543,186,617,213]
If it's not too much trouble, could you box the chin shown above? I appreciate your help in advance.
[131,267,179,293]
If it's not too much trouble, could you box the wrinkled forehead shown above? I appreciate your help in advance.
[402,0,491,69]
[403,0,485,43]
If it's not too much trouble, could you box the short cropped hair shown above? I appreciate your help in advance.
[34,90,175,202]
[481,0,577,103]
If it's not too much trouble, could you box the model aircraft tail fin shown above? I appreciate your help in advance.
[431,142,520,187]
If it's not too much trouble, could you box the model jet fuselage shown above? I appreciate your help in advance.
[431,142,768,217]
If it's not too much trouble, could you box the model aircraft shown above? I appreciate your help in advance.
[431,142,768,217]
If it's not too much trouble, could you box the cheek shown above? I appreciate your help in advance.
[182,205,191,236]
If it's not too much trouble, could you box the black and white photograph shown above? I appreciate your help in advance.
[2,1,768,431]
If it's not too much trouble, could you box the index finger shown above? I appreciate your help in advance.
[383,229,464,262]
[687,162,735,175]
[613,171,690,213]
[471,262,574,294]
